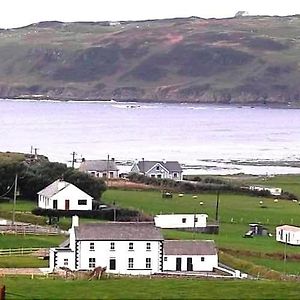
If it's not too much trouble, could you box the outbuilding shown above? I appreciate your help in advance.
[276,225,300,245]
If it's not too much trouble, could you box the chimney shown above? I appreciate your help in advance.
[72,215,79,228]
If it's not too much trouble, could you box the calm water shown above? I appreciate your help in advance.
[1,99,300,175]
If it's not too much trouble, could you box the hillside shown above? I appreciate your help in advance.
[1,16,300,105]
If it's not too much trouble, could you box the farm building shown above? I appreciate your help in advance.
[79,159,119,178]
[276,225,300,245]
[49,217,218,275]
[163,240,218,272]
[131,160,183,180]
[248,185,282,196]
[37,180,93,211]
[154,214,208,229]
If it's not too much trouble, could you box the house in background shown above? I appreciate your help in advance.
[37,180,93,211]
[131,160,183,180]
[50,217,219,275]
[163,240,218,272]
[276,225,300,245]
[248,185,282,196]
[154,214,208,229]
[79,159,119,178]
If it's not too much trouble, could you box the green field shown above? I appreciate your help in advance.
[0,256,48,268]
[1,276,300,299]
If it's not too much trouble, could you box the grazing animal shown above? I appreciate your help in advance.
[88,266,107,280]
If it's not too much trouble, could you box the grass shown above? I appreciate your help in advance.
[1,277,300,299]
[0,200,36,212]
[0,256,48,268]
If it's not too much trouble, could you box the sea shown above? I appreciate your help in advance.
[1,99,300,176]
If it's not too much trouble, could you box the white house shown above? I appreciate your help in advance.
[163,240,218,272]
[50,217,218,275]
[50,219,164,275]
[131,160,183,180]
[276,225,300,245]
[37,180,93,211]
[154,214,208,229]
[79,159,119,178]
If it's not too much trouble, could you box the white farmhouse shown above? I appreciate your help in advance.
[79,159,119,178]
[154,214,208,229]
[49,217,219,275]
[248,185,282,196]
[276,225,300,245]
[163,240,218,272]
[37,180,93,211]
[131,160,183,180]
[50,219,164,275]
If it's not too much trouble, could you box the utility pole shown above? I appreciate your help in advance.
[142,157,145,175]
[215,190,220,222]
[71,152,77,168]
[284,233,287,275]
[106,154,110,182]
[12,174,18,226]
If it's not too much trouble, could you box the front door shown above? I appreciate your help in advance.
[53,200,58,210]
[109,258,116,270]
[176,257,182,271]
[187,257,193,271]
[65,199,70,210]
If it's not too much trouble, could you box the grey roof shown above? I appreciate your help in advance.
[164,240,217,256]
[37,180,70,197]
[75,222,163,241]
[79,160,118,172]
[136,161,182,173]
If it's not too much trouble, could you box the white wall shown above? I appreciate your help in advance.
[154,214,208,229]
[49,248,76,270]
[77,240,162,275]
[163,254,218,272]
[276,227,300,245]
[88,170,118,178]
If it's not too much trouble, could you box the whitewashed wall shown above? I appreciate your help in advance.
[154,214,208,228]
[49,248,76,270]
[163,254,218,272]
[77,240,162,275]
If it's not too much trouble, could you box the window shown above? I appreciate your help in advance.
[182,218,186,223]
[90,171,96,177]
[146,258,151,269]
[109,258,116,270]
[151,175,155,178]
[89,258,96,268]
[109,172,114,178]
[128,258,134,269]
[146,242,151,251]
[156,166,160,171]
[129,242,134,250]
[103,173,107,178]
[89,242,95,251]
[78,199,87,205]
[63,258,68,266]
[201,257,205,262]
[157,174,162,179]
[53,200,57,210]
[194,217,198,223]
[173,173,178,178]
[164,257,168,261]
[110,242,115,251]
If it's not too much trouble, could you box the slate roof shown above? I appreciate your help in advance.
[74,222,163,241]
[136,161,182,173]
[164,240,217,255]
[37,180,69,198]
[79,160,118,172]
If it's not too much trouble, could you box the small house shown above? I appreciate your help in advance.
[154,214,208,229]
[248,185,282,196]
[276,225,300,245]
[79,159,119,178]
[37,180,93,211]
[131,160,183,180]
[163,240,218,272]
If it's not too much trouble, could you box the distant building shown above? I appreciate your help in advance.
[131,160,183,180]
[248,185,282,196]
[37,180,93,211]
[276,225,300,245]
[154,214,208,229]
[79,159,119,178]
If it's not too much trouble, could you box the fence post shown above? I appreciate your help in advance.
[0,285,5,300]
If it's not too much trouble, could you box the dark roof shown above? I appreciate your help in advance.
[164,240,217,255]
[37,180,70,197]
[74,222,163,241]
[79,160,118,172]
[137,161,182,173]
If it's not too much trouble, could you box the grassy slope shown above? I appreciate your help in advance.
[2,277,300,300]
[1,17,300,103]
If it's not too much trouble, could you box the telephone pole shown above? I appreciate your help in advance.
[71,152,77,168]
[12,174,18,226]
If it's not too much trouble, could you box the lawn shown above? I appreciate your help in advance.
[0,256,48,268]
[2,277,300,299]
[0,200,36,212]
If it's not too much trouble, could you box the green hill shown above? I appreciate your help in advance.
[1,16,300,105]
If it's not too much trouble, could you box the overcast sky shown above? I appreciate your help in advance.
[2,0,300,29]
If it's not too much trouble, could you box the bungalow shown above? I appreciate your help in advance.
[154,214,208,229]
[276,225,300,245]
[163,240,218,272]
[79,159,119,178]
[37,180,93,211]
[131,160,183,180]
[49,217,218,275]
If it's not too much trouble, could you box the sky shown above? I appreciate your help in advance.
[2,0,300,29]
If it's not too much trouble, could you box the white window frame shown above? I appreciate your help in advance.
[89,257,96,268]
[128,258,134,269]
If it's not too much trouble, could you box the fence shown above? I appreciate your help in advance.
[0,247,49,257]
[0,225,65,235]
